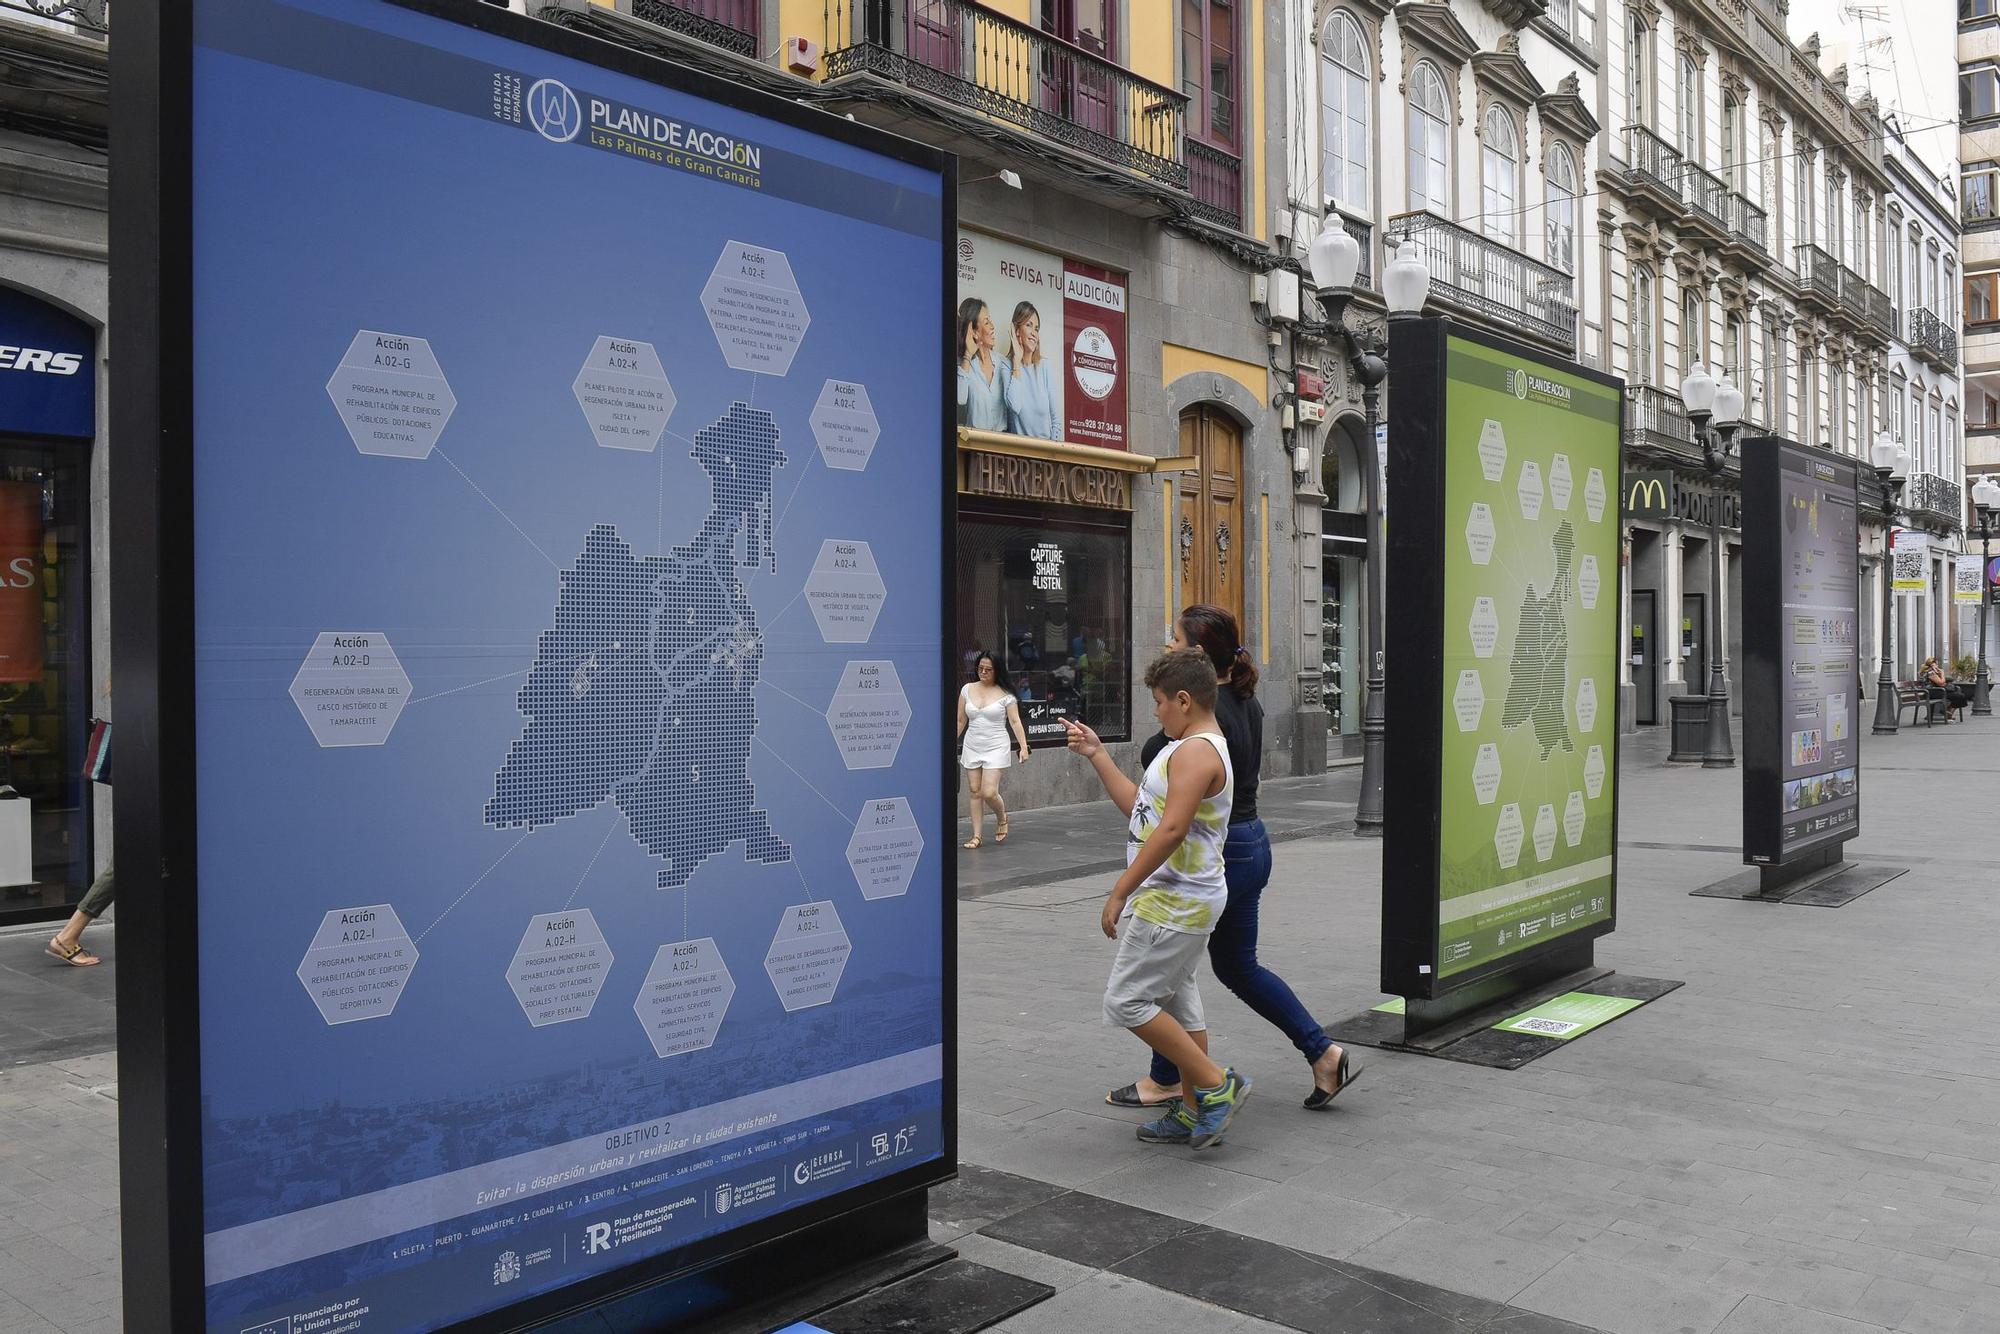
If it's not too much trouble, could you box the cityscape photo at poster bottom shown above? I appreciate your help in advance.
[180,2,949,1330]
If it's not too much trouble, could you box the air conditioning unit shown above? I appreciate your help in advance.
[784,37,822,76]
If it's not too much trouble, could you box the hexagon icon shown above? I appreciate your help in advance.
[297,904,417,1025]
[325,330,455,459]
[1494,803,1524,869]
[1532,803,1558,862]
[827,660,911,769]
[1477,419,1508,482]
[1563,791,1586,848]
[1584,467,1608,523]
[1549,453,1574,511]
[765,901,852,1011]
[1584,744,1607,799]
[1517,459,1545,522]
[702,240,810,375]
[1575,677,1599,734]
[1468,596,1501,659]
[507,910,613,1027]
[1471,743,1503,805]
[634,937,734,1058]
[812,379,880,471]
[1464,502,1497,566]
[1579,554,1602,610]
[846,796,924,900]
[804,539,887,644]
[572,336,676,451]
[289,632,413,747]
[1453,669,1485,733]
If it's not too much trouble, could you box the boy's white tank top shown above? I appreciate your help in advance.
[1124,730,1233,934]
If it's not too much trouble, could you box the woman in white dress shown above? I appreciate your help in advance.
[957,650,1031,849]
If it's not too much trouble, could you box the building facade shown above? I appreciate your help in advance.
[1964,0,2000,661]
[0,3,109,927]
[536,0,1303,807]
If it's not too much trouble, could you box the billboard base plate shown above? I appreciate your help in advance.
[1692,853,1907,907]
[1327,974,1684,1071]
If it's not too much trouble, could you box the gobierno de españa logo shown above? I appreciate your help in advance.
[526,78,583,143]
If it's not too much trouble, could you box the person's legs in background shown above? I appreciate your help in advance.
[48,866,113,967]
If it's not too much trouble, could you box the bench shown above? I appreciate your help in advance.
[1895,681,1959,727]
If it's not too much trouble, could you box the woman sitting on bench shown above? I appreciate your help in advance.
[1922,657,1971,722]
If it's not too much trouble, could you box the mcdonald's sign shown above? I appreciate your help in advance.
[1623,470,1672,520]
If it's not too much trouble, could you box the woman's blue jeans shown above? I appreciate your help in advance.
[1149,818,1332,1087]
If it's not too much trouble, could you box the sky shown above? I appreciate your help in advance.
[1785,0,1960,177]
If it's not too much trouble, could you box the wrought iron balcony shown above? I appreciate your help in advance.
[1837,263,1869,325]
[630,0,757,56]
[1866,285,1894,338]
[1618,126,1684,216]
[1186,139,1243,230]
[1794,244,1840,312]
[1906,471,1963,532]
[1679,159,1730,238]
[1386,211,1577,353]
[1910,307,1959,370]
[1624,383,1697,466]
[823,0,1189,195]
[5,0,105,35]
[1723,191,1768,263]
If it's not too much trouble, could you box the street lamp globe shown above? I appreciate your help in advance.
[1974,476,2000,512]
[1308,216,1361,295]
[1871,431,1899,474]
[1680,361,1716,418]
[1711,377,1744,431]
[1383,239,1431,318]
[1891,443,1911,481]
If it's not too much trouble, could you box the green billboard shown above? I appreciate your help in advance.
[1383,321,1623,1014]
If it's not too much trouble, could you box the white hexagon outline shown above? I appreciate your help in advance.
[1477,419,1508,483]
[1453,669,1486,733]
[1579,553,1602,610]
[1575,677,1599,734]
[845,796,925,900]
[1471,742,1503,805]
[287,631,414,749]
[1468,596,1501,660]
[296,904,419,1026]
[324,330,456,460]
[633,938,736,1058]
[1563,790,1587,848]
[1464,502,1497,567]
[506,909,616,1028]
[1584,744,1607,800]
[1517,459,1545,522]
[1532,803,1559,863]
[700,241,812,377]
[570,336,677,453]
[1549,453,1574,511]
[763,901,853,1012]
[1494,802,1524,869]
[1584,467,1608,523]
[826,660,912,770]
[811,379,881,472]
[803,539,888,645]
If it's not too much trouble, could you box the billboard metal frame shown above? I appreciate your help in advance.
[111,3,959,1329]
[1380,317,1625,1019]
[1740,436,1862,868]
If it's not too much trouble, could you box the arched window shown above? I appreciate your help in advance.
[1407,62,1451,213]
[1318,13,1370,209]
[1631,264,1656,385]
[1481,105,1521,247]
[1545,142,1578,272]
[1678,54,1699,158]
[1627,14,1651,127]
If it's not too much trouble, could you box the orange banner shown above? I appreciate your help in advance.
[0,482,44,684]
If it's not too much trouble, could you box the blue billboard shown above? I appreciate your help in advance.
[181,2,951,1329]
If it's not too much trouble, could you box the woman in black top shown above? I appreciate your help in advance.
[1104,605,1359,1112]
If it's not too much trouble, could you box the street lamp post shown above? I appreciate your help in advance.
[1972,476,2000,717]
[1307,220,1430,837]
[1870,432,1911,735]
[1678,361,1744,769]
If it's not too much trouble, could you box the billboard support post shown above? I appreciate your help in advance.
[1872,469,1908,735]
[1972,486,1997,716]
[1381,317,1624,1045]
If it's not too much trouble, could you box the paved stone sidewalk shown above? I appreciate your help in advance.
[963,718,2000,1334]
[4,720,1995,1332]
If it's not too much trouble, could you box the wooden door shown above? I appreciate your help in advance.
[1177,406,1245,635]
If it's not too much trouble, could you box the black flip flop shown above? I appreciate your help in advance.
[1105,1082,1180,1108]
[1302,1052,1362,1110]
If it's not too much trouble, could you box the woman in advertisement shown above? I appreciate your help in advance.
[956,298,1009,432]
[1101,607,1359,1112]
[957,650,1031,849]
[1003,301,1059,440]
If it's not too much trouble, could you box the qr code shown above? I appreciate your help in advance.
[1515,1017,1578,1036]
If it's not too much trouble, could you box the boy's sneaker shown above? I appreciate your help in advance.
[1136,1101,1196,1144]
[1187,1069,1251,1149]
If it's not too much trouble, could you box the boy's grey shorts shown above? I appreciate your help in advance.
[1103,916,1208,1030]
